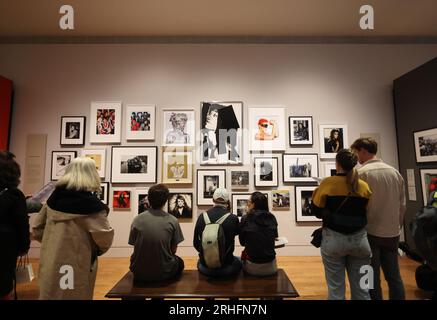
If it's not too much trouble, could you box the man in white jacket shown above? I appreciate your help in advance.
[351,138,406,300]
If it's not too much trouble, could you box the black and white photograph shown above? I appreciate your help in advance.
[111,147,157,183]
[51,151,77,181]
[295,186,321,222]
[254,157,279,187]
[319,124,348,159]
[98,182,109,205]
[90,101,122,143]
[167,193,193,219]
[420,169,437,205]
[283,154,319,183]
[289,116,313,146]
[272,189,291,210]
[197,169,226,206]
[163,109,195,147]
[232,193,269,218]
[231,170,250,189]
[60,116,85,146]
[200,101,243,165]
[414,127,437,163]
[135,188,150,215]
[125,104,155,140]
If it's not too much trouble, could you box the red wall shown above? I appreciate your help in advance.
[0,76,13,151]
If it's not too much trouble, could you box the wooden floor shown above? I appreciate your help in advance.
[16,256,432,300]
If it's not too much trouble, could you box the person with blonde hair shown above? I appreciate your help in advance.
[33,157,114,300]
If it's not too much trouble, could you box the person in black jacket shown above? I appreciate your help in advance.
[239,192,278,276]
[0,151,30,300]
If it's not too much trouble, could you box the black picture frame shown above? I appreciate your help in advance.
[167,192,193,220]
[254,157,279,188]
[50,150,78,181]
[288,116,313,146]
[294,185,321,223]
[60,116,86,146]
[99,182,109,205]
[196,169,227,206]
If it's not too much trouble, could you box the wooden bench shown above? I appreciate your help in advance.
[105,269,299,300]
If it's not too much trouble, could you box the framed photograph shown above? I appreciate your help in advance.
[231,193,269,217]
[125,104,155,141]
[323,161,337,178]
[111,146,157,183]
[231,170,250,189]
[420,169,437,205]
[112,188,132,210]
[319,124,348,159]
[90,101,122,144]
[200,101,243,165]
[167,193,193,219]
[135,188,150,215]
[162,109,195,147]
[283,154,319,183]
[51,151,77,181]
[60,116,85,146]
[414,127,437,163]
[249,107,286,151]
[82,149,106,178]
[98,182,109,205]
[289,116,313,146]
[295,186,321,222]
[272,189,291,210]
[197,169,226,206]
[162,150,193,184]
[254,157,279,187]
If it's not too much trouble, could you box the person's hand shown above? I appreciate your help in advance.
[269,120,277,126]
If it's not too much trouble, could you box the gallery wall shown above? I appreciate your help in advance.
[1,43,437,257]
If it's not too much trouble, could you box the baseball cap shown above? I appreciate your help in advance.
[213,188,229,203]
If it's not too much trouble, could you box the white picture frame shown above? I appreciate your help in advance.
[51,151,77,181]
[196,169,226,206]
[82,149,106,178]
[99,182,109,205]
[420,169,437,205]
[414,127,437,163]
[249,107,286,151]
[60,116,86,146]
[231,192,269,218]
[283,153,319,183]
[162,150,193,184]
[125,104,155,141]
[90,101,122,144]
[295,186,321,222]
[254,157,279,187]
[289,116,313,146]
[319,124,348,159]
[162,109,195,147]
[111,146,157,183]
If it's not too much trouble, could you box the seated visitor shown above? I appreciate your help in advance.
[193,188,241,278]
[239,192,278,276]
[129,184,185,283]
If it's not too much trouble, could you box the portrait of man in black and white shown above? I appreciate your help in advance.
[201,102,242,164]
[168,193,192,219]
[293,120,309,142]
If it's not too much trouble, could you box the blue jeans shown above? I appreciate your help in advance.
[367,234,405,300]
[321,228,372,300]
[197,256,242,278]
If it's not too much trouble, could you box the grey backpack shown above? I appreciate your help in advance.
[201,212,231,269]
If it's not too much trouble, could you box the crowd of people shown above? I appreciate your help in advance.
[1,137,435,300]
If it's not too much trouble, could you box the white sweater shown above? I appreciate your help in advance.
[358,159,406,238]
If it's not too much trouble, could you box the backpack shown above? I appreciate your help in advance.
[410,198,437,271]
[201,212,231,269]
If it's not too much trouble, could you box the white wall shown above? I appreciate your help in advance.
[1,44,437,257]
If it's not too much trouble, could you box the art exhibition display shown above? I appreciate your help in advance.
[295,186,320,222]
[414,127,437,163]
[167,193,193,219]
[135,188,150,215]
[249,107,286,151]
[196,169,226,206]
[99,182,109,205]
[200,101,243,165]
[272,189,291,210]
[420,169,437,205]
[82,149,106,178]
[231,170,250,189]
[89,101,122,143]
[125,104,155,141]
[112,188,132,210]
[51,151,77,181]
[111,146,157,183]
[289,116,313,146]
[60,116,85,146]
[282,153,319,183]
[322,161,337,178]
[231,193,269,217]
[162,109,195,147]
[254,157,279,187]
[162,150,193,184]
[319,124,348,159]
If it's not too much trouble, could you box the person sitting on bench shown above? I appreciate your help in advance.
[193,188,241,278]
[239,192,279,276]
[128,184,185,283]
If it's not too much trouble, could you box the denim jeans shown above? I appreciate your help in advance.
[367,234,405,300]
[321,228,372,300]
[197,256,242,278]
